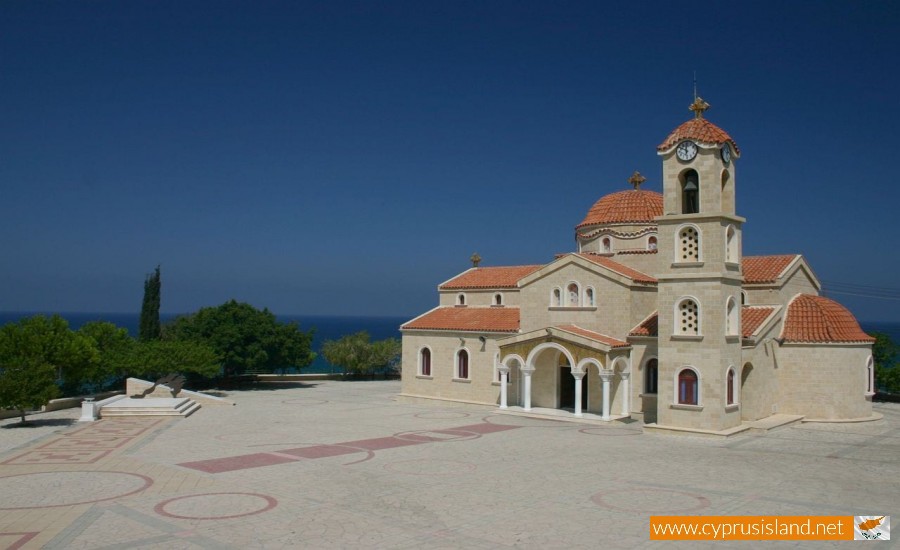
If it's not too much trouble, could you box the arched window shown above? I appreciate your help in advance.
[494,293,503,306]
[677,298,700,335]
[741,291,748,305]
[726,367,736,405]
[866,356,875,394]
[457,293,466,306]
[678,368,699,405]
[645,358,658,394]
[678,225,700,262]
[721,169,732,212]
[726,297,738,336]
[726,225,737,263]
[551,287,562,307]
[419,348,431,376]
[602,237,612,253]
[567,283,580,307]
[648,236,658,250]
[584,287,595,307]
[456,349,469,379]
[681,170,700,214]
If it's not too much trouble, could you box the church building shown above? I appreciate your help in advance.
[400,98,876,434]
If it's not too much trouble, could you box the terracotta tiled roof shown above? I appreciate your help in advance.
[741,306,777,338]
[657,117,740,154]
[742,255,798,284]
[439,265,544,290]
[401,307,520,333]
[556,325,630,348]
[576,189,663,228]
[628,312,658,337]
[781,295,874,344]
[574,253,657,284]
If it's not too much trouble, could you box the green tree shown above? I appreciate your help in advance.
[321,331,401,376]
[78,321,139,390]
[139,265,162,341]
[163,300,314,376]
[127,340,222,380]
[0,358,58,423]
[0,315,96,419]
[871,331,900,394]
[80,321,221,386]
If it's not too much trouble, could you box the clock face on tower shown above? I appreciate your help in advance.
[721,144,731,165]
[676,140,698,162]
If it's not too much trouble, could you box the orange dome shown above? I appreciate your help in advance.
[576,189,663,228]
[657,117,740,155]
[781,294,874,344]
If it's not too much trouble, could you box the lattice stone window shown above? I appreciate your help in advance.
[679,299,699,335]
[679,226,699,262]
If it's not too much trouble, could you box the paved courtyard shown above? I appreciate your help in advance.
[1,380,897,549]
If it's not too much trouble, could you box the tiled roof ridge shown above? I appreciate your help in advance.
[781,294,874,344]
[742,254,800,284]
[555,324,630,348]
[575,253,658,284]
[656,117,740,154]
[439,264,545,289]
[740,305,778,339]
[628,311,659,337]
[401,306,520,333]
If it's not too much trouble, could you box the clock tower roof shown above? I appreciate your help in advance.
[657,117,740,156]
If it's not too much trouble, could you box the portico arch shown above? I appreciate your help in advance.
[519,343,576,413]
[576,357,604,374]
[499,353,525,408]
[525,342,576,371]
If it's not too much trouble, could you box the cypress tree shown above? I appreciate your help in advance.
[139,265,161,341]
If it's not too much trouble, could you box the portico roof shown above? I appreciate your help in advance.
[498,325,631,354]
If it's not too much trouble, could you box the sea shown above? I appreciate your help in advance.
[0,312,409,374]
[1,312,898,374]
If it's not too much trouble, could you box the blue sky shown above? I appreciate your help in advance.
[1,1,898,321]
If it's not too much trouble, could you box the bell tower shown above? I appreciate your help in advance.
[653,97,745,431]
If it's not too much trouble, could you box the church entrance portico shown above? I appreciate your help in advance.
[497,326,632,421]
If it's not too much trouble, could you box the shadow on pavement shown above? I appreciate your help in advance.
[2,418,77,429]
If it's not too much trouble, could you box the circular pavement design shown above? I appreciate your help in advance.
[394,429,481,443]
[591,488,710,514]
[0,471,153,510]
[482,415,573,428]
[384,459,477,476]
[154,492,278,520]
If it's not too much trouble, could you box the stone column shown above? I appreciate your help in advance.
[499,365,510,409]
[573,370,585,417]
[522,366,535,411]
[79,397,97,422]
[600,371,613,421]
[620,372,630,417]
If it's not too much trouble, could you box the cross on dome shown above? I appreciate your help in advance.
[628,171,646,190]
[689,96,710,119]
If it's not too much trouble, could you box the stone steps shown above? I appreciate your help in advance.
[100,397,201,418]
